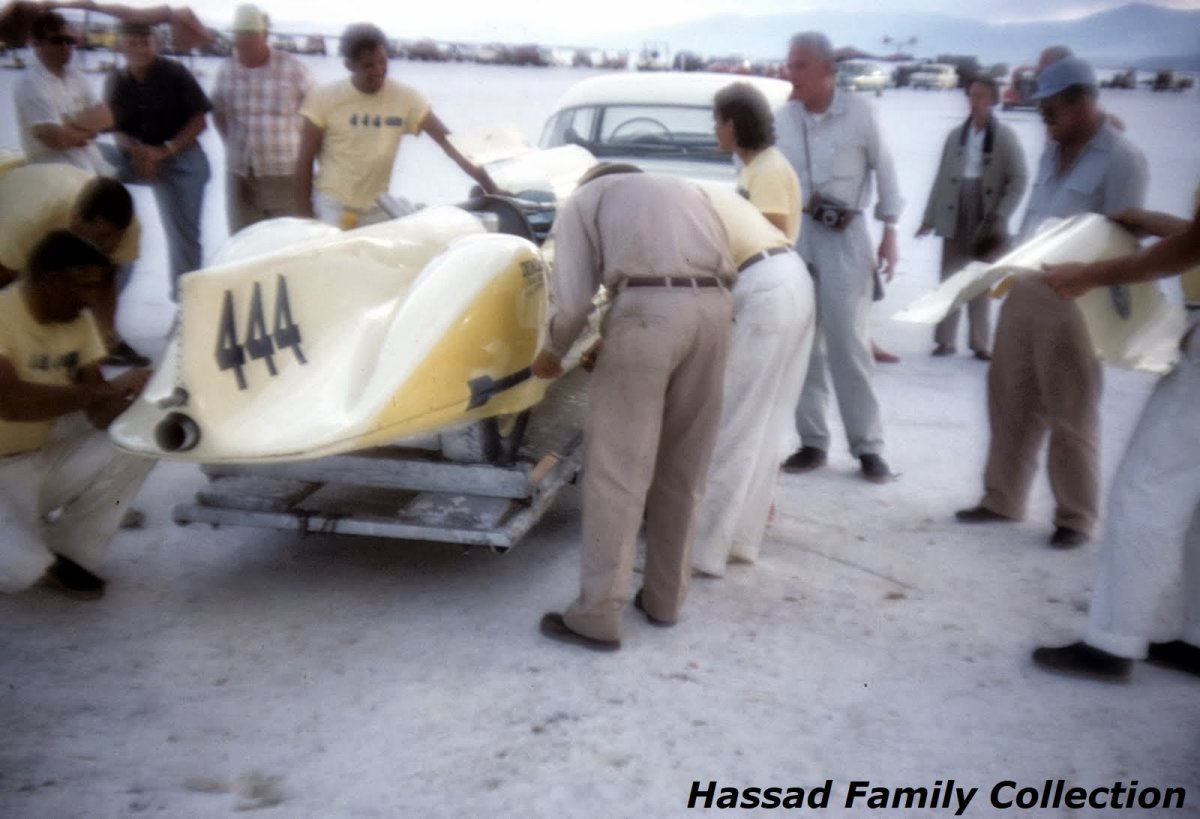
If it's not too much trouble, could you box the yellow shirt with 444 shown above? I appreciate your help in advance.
[0,285,106,456]
[301,78,430,210]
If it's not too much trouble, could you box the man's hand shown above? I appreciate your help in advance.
[877,228,898,282]
[87,367,152,429]
[530,349,563,380]
[1041,262,1100,300]
[128,143,168,181]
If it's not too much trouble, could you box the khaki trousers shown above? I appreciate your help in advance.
[981,278,1101,534]
[563,286,733,642]
[227,172,299,234]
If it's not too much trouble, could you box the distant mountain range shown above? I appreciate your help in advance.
[273,3,1200,71]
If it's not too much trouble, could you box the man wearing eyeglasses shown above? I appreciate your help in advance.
[13,11,113,173]
[956,56,1148,549]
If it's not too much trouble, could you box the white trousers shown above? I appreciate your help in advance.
[692,252,816,576]
[0,416,155,592]
[1085,317,1200,657]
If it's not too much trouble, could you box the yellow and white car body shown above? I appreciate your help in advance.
[110,207,558,463]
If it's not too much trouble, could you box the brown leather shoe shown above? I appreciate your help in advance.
[955,505,1011,523]
[539,613,620,651]
[860,454,894,483]
[781,446,826,473]
[634,589,673,627]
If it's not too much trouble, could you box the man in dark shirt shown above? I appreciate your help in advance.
[103,20,211,301]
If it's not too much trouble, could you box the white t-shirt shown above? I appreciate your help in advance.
[14,60,111,173]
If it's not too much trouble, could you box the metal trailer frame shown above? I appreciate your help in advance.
[172,370,589,551]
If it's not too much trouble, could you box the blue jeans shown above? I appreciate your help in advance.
[102,142,210,301]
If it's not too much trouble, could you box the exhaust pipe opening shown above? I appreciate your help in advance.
[155,412,200,453]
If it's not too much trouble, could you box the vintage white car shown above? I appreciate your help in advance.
[837,60,893,93]
[910,63,959,90]
[538,71,792,184]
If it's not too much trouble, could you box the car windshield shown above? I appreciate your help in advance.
[540,104,725,163]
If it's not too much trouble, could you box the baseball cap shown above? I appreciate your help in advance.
[1033,56,1097,100]
[232,4,268,33]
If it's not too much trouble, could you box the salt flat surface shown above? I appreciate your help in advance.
[1,58,1199,817]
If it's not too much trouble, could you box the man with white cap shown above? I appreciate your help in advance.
[955,55,1147,548]
[212,4,315,232]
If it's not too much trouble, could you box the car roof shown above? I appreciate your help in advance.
[549,71,794,112]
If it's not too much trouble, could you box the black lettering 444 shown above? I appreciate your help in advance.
[215,275,306,390]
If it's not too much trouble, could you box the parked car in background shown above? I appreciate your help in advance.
[910,63,958,90]
[837,60,893,93]
[1002,65,1038,110]
[538,72,792,184]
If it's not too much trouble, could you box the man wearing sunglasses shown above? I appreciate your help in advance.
[956,56,1148,549]
[14,11,113,173]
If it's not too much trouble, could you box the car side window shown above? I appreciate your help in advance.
[541,107,597,148]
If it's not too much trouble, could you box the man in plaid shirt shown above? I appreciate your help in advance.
[212,4,315,233]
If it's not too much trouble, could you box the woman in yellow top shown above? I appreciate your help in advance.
[295,23,499,228]
[690,82,815,577]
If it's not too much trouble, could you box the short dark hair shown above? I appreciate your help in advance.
[27,230,112,284]
[75,178,134,230]
[713,82,776,150]
[339,23,387,62]
[966,76,1000,102]
[31,11,68,41]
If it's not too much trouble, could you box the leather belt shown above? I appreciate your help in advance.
[737,246,791,273]
[623,276,725,289]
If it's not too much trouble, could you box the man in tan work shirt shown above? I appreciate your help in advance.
[531,165,735,651]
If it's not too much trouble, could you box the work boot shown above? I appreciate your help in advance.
[781,446,826,474]
[860,454,894,483]
[931,344,955,356]
[1032,641,1132,681]
[1146,640,1200,677]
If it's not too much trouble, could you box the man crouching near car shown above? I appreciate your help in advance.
[531,164,735,651]
[0,231,155,599]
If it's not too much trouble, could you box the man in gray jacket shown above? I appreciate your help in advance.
[917,76,1028,360]
[775,31,902,483]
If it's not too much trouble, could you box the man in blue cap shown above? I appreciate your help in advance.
[955,55,1147,548]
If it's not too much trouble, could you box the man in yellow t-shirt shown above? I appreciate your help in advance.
[0,163,147,366]
[296,23,499,228]
[0,230,154,599]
